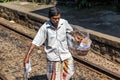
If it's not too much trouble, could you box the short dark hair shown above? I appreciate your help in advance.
[48,7,60,18]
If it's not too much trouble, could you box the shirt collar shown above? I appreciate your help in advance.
[46,19,63,30]
[58,19,64,29]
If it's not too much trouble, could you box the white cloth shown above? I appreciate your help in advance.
[25,61,32,73]
[77,37,92,50]
[32,19,73,61]
[24,61,31,79]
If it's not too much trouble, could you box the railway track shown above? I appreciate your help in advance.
[0,73,7,80]
[73,55,120,80]
[0,21,120,80]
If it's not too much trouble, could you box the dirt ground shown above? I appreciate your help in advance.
[0,1,120,80]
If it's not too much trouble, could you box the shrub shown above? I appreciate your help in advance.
[0,0,14,3]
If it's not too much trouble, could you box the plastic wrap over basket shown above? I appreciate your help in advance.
[67,26,92,55]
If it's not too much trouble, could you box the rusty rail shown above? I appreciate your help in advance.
[0,74,7,80]
[73,54,120,80]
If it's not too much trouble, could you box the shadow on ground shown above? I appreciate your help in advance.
[29,75,47,80]
[28,75,86,80]
[31,6,120,38]
[31,7,50,17]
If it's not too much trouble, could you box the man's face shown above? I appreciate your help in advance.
[50,14,60,28]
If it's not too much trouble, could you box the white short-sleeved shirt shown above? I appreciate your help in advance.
[32,19,73,61]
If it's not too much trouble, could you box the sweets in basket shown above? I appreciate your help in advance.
[67,26,92,56]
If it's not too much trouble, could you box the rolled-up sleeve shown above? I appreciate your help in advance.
[32,24,47,46]
[65,20,73,33]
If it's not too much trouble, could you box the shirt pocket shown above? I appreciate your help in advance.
[47,30,56,47]
[57,31,66,42]
[58,32,68,51]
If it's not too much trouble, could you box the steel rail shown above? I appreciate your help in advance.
[0,21,33,40]
[73,54,120,80]
[0,73,7,80]
[0,22,120,80]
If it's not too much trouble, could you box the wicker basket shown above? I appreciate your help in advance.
[76,48,90,56]
[67,26,92,56]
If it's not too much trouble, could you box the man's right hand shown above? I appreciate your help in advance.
[23,44,36,67]
[24,55,29,67]
[74,34,84,43]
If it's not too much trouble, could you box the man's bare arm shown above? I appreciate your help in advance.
[24,43,36,67]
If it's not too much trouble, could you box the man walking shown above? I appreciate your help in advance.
[24,7,81,80]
